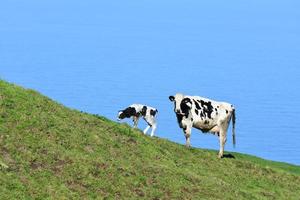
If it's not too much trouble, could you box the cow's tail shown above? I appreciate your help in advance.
[232,108,236,147]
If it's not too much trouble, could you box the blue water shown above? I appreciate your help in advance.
[1,1,300,165]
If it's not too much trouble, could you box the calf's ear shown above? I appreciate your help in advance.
[169,96,175,102]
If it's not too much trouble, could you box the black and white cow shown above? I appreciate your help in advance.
[169,93,236,158]
[117,104,158,137]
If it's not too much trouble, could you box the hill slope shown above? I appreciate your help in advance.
[0,80,300,199]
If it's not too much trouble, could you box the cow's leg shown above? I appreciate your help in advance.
[183,126,192,148]
[218,128,227,159]
[218,117,231,158]
[143,117,151,134]
[133,116,139,128]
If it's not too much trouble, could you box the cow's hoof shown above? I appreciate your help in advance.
[218,154,223,159]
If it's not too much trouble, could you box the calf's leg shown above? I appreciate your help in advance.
[144,117,156,137]
[143,126,150,134]
[133,116,139,128]
[150,124,156,137]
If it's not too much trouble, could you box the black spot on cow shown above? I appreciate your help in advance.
[226,110,228,114]
[195,109,199,115]
[200,111,205,118]
[215,108,218,112]
[182,98,192,105]
[216,112,218,115]
[193,100,201,109]
[176,114,184,128]
[150,109,158,116]
[141,106,147,116]
[180,98,192,117]
[200,100,204,106]
[200,100,214,119]
[119,107,137,119]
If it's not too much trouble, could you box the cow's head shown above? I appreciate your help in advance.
[169,93,192,115]
[117,107,136,121]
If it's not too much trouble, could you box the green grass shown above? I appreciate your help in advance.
[0,79,300,200]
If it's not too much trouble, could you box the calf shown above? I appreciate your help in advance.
[169,93,236,158]
[117,104,158,137]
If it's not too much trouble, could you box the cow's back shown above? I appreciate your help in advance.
[188,96,233,132]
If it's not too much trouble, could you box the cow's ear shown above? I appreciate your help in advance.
[169,96,175,102]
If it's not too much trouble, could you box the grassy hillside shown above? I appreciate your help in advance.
[0,80,300,200]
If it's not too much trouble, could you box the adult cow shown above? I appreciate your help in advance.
[169,93,236,158]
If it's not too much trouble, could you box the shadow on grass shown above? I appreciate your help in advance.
[223,154,235,159]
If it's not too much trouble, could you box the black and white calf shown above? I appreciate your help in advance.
[169,93,236,158]
[117,104,158,137]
